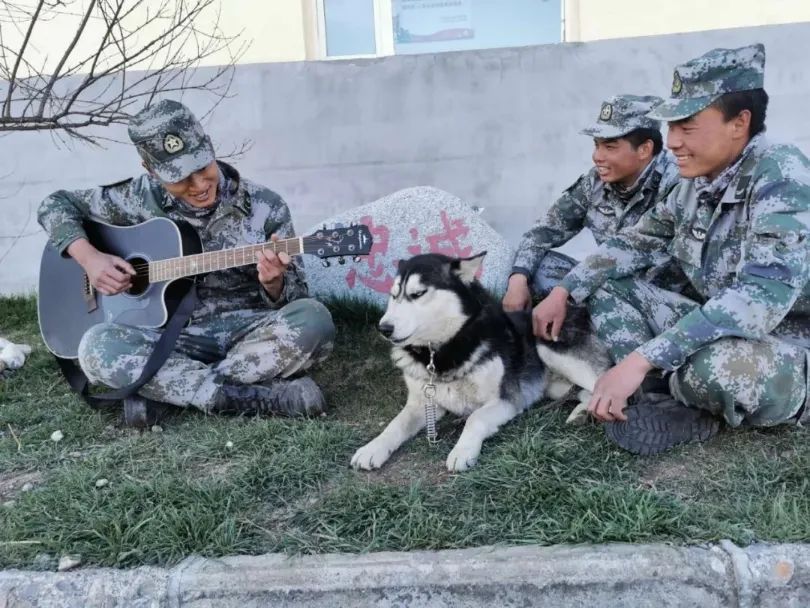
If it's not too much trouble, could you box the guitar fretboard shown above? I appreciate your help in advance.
[149,237,304,282]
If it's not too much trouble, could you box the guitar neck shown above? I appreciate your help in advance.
[148,237,304,283]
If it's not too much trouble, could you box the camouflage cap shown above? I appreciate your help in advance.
[128,100,215,183]
[580,94,663,138]
[648,43,766,122]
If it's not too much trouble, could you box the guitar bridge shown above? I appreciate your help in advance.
[83,274,98,312]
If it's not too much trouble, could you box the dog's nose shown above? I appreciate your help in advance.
[377,323,394,338]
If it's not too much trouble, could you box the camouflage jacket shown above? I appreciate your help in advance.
[511,151,680,278]
[37,161,308,320]
[560,137,810,371]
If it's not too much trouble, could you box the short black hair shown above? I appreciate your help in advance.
[621,127,663,156]
[710,88,769,138]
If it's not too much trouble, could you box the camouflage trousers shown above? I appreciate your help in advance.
[587,278,808,427]
[77,298,335,412]
[531,251,578,296]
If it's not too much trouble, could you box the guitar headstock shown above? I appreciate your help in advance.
[304,224,374,262]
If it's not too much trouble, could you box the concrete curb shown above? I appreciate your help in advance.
[1,541,808,607]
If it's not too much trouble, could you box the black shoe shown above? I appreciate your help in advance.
[604,399,722,455]
[122,396,174,429]
[212,377,325,418]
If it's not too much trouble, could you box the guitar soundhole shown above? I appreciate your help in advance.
[127,256,149,297]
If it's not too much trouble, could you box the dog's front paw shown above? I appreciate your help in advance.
[351,439,394,471]
[446,442,481,472]
[566,401,590,425]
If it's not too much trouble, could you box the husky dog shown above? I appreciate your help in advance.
[350,252,611,473]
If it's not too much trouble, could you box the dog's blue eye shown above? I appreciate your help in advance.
[409,290,427,299]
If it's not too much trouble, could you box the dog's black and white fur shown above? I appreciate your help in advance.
[350,252,611,472]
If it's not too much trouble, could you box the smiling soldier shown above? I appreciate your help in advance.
[37,100,335,422]
[533,43,810,454]
[503,94,682,317]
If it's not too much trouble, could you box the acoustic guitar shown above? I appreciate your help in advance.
[38,217,373,359]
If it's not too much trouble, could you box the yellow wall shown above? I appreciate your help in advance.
[565,0,810,41]
[215,0,309,65]
[3,0,310,76]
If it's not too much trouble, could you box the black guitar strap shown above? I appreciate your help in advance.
[55,285,198,409]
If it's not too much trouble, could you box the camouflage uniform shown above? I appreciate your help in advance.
[560,44,810,427]
[37,100,335,412]
[511,95,682,295]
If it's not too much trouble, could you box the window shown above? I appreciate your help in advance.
[321,0,377,56]
[316,0,562,59]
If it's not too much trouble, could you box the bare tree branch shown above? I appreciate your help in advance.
[36,0,97,118]
[0,0,247,144]
[3,0,46,118]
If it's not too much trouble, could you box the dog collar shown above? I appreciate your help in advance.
[423,342,439,445]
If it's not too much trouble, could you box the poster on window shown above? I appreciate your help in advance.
[393,0,474,45]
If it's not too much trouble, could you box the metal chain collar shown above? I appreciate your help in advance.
[423,342,438,445]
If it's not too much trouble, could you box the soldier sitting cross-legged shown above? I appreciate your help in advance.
[37,100,335,423]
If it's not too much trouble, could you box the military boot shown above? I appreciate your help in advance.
[604,399,722,456]
[122,396,174,429]
[211,376,325,418]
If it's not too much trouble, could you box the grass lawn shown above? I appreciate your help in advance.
[1,294,808,570]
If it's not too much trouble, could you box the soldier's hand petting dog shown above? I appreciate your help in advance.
[68,237,136,296]
[588,352,654,422]
[532,285,569,341]
[256,234,289,301]
[502,274,532,311]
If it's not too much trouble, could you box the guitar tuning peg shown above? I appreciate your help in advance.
[322,259,330,268]
[338,256,346,265]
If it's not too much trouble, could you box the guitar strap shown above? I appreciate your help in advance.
[55,284,199,409]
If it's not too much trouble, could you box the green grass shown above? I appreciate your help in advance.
[0,295,808,570]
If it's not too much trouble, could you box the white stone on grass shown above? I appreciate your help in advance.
[57,554,82,572]
[50,430,63,443]
[95,478,109,489]
[0,338,32,370]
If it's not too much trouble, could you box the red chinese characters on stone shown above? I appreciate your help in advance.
[345,210,482,294]
[345,215,395,293]
[412,210,473,258]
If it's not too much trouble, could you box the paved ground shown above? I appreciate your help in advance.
[1,541,808,607]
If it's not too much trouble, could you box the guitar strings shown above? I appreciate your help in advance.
[122,236,348,274]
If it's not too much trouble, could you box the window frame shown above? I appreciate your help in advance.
[314,0,564,60]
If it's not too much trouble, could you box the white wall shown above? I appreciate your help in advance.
[2,22,810,295]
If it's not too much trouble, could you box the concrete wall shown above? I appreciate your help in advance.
[3,22,810,295]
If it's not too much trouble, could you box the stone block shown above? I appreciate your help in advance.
[304,186,514,306]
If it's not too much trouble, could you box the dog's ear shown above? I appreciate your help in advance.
[397,259,405,273]
[450,251,487,283]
